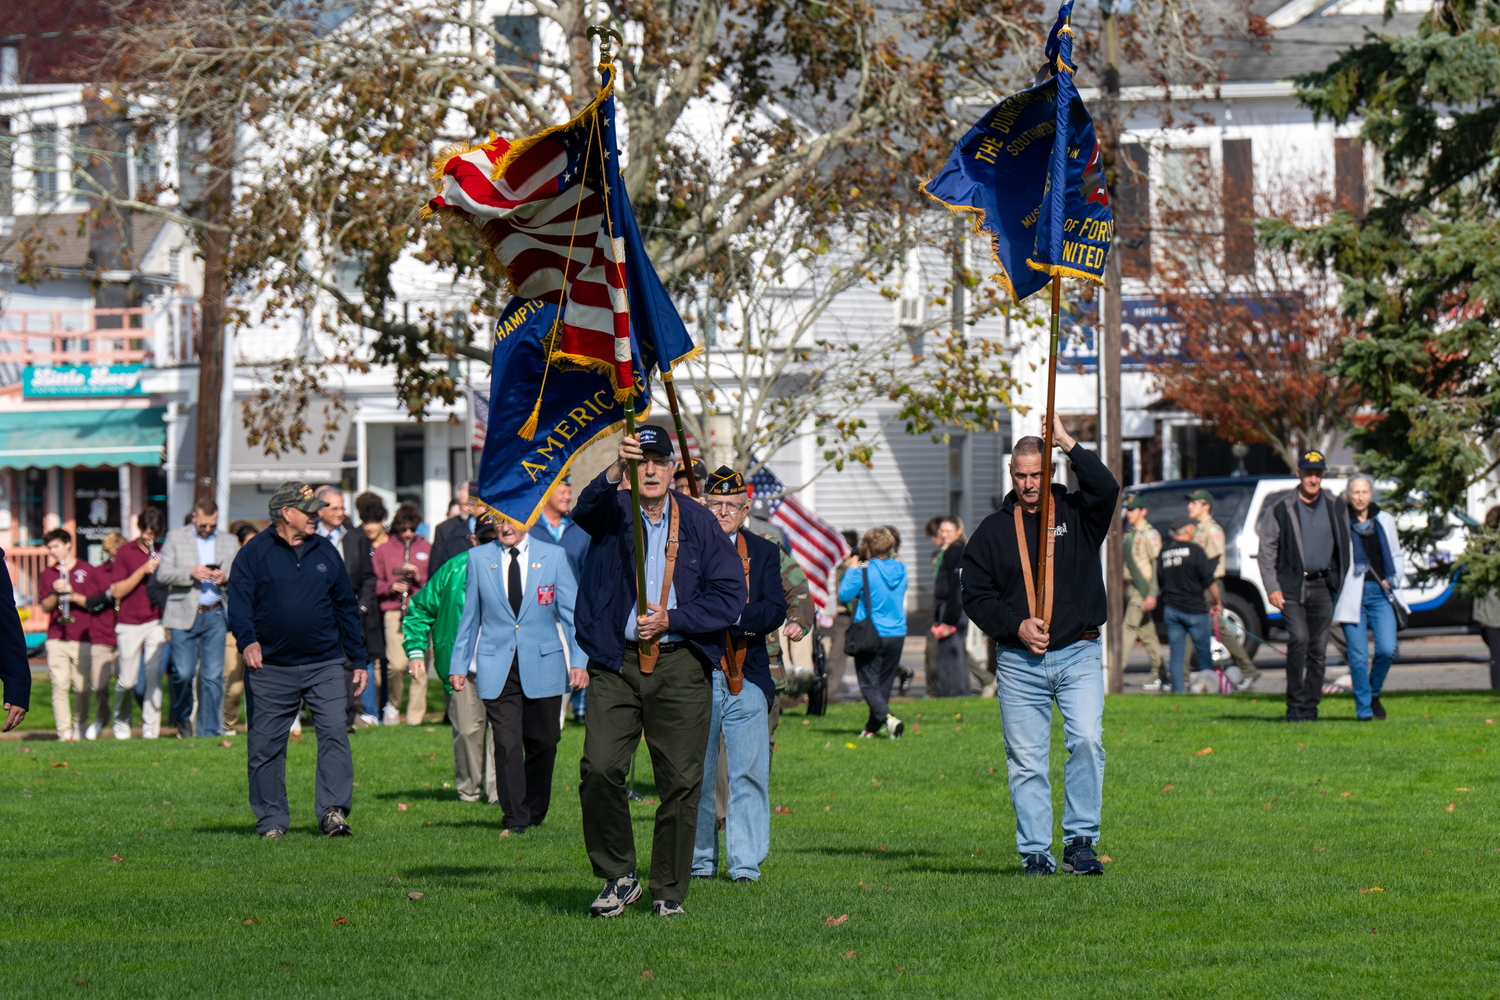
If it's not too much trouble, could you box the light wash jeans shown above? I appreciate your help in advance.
[692,670,771,880]
[996,637,1105,863]
[1165,605,1213,693]
[170,606,227,736]
[1343,579,1398,719]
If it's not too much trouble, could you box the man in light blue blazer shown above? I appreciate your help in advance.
[451,517,588,835]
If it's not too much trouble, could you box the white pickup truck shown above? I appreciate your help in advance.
[1122,476,1474,658]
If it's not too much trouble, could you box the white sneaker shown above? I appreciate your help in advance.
[142,728,159,740]
[71,725,82,741]
[84,721,102,741]
[358,713,379,728]
[382,705,400,726]
[290,715,302,736]
[1142,678,1166,692]
[114,719,132,740]
[886,715,904,739]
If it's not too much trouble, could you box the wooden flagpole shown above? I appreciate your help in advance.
[1035,277,1062,627]
[589,25,651,637]
[659,368,700,497]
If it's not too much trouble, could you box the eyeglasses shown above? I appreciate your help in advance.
[707,501,747,513]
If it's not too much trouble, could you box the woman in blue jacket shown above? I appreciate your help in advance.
[838,526,908,739]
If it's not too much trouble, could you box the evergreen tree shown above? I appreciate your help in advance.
[1260,0,1500,591]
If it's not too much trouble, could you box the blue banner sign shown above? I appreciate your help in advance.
[23,365,148,397]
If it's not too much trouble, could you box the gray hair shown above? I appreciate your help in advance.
[1012,436,1045,460]
[1347,473,1376,493]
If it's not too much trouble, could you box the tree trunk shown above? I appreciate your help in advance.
[1099,11,1126,694]
[193,116,233,510]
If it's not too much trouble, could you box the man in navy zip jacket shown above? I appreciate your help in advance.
[228,482,368,839]
[571,426,745,919]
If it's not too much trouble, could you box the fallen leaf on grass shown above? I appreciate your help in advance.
[407,892,423,900]
[802,719,811,725]
[1359,887,1383,894]
[879,845,887,851]
[71,979,89,985]
[641,970,655,980]
[844,951,856,959]
[389,877,402,882]
[1262,803,1273,809]
[988,766,996,774]
[1099,856,1112,863]
[1314,846,1325,851]
[1488,720,1495,725]
[1162,785,1175,792]
[52,762,68,768]
[774,805,791,815]
[243,918,259,924]
[1370,928,1377,935]
[912,723,922,732]
[289,736,303,742]
[397,803,408,811]
[954,726,962,733]
[1445,802,1456,812]
[1341,792,1354,798]
[845,743,857,749]
[825,914,849,926]
[332,916,348,925]
[824,806,831,812]
[1298,743,1305,750]
[870,779,884,786]
[219,741,233,748]
[1457,787,1470,792]
[110,854,122,862]
[1195,747,1213,756]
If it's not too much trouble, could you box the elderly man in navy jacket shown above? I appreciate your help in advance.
[573,426,745,919]
[690,467,786,883]
[228,482,368,839]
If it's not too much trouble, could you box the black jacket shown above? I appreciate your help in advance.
[342,528,384,662]
[961,444,1120,650]
[933,540,967,627]
[227,530,368,666]
[430,515,474,575]
[1256,490,1351,602]
[571,471,746,672]
[0,548,30,711]
[731,530,790,708]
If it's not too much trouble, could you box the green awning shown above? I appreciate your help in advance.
[0,407,166,468]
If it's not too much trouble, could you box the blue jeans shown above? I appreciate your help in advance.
[1343,580,1397,719]
[1165,606,1214,693]
[692,670,771,880]
[359,660,380,717]
[995,638,1105,862]
[569,687,587,718]
[170,606,227,736]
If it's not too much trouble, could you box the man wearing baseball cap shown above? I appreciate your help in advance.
[572,425,745,918]
[228,482,369,838]
[1256,451,1351,721]
[1185,489,1260,690]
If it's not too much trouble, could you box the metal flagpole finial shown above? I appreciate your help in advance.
[587,24,623,72]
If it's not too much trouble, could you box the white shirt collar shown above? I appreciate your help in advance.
[504,534,530,558]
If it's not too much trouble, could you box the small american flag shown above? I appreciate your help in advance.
[427,116,632,394]
[749,465,850,613]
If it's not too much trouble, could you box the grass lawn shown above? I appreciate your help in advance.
[2,686,1498,998]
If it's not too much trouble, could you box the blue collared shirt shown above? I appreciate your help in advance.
[624,497,682,642]
[194,530,221,604]
[542,515,569,543]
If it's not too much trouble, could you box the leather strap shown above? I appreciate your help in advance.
[637,497,680,674]
[720,532,751,695]
[1013,500,1056,630]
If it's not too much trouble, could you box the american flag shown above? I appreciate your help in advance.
[426,108,632,394]
[749,465,850,613]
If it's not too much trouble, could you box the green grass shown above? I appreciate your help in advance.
[3,689,1499,998]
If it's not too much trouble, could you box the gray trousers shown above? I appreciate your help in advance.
[448,679,498,803]
[246,657,353,834]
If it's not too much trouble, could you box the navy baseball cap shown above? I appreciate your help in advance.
[1298,450,1327,471]
[636,425,673,458]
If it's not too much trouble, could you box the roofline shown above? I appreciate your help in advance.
[958,79,1299,111]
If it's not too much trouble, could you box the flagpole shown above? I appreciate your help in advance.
[659,367,700,497]
[1035,277,1062,627]
[589,24,652,644]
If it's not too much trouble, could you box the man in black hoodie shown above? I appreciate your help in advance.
[961,414,1119,877]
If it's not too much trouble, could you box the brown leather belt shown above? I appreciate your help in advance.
[198,601,223,613]
[1080,630,1100,641]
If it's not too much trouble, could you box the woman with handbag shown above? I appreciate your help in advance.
[837,526,908,739]
[1333,474,1407,721]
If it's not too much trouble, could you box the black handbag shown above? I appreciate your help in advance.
[1385,586,1409,631]
[843,567,883,658]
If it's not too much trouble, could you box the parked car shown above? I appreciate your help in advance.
[1122,476,1472,660]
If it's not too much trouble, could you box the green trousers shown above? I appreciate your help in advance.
[580,645,712,904]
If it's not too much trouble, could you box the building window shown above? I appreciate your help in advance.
[394,425,425,508]
[1116,143,1150,279]
[32,124,58,198]
[1221,138,1254,275]
[132,139,159,198]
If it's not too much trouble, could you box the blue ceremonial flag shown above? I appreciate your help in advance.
[426,63,696,527]
[922,0,1112,300]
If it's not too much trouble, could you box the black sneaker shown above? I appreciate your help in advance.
[1022,853,1055,876]
[1371,696,1386,720]
[1060,836,1104,875]
[320,808,352,837]
[589,875,642,918]
[653,899,686,917]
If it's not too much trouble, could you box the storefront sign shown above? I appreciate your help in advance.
[23,365,148,398]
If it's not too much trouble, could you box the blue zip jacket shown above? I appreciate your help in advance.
[571,470,746,671]
[838,558,908,638]
[227,529,368,666]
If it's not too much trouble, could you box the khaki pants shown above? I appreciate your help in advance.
[114,622,165,737]
[1124,593,1164,680]
[447,679,498,803]
[383,610,427,724]
[223,632,244,730]
[46,639,85,739]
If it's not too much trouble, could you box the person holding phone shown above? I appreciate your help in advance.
[156,498,240,737]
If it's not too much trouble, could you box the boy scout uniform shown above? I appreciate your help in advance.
[1186,490,1260,682]
[1123,498,1164,681]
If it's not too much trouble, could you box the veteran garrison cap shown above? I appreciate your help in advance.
[269,481,327,516]
[635,424,674,458]
[1185,488,1215,505]
[1123,495,1149,510]
[705,466,747,495]
[1298,450,1327,471]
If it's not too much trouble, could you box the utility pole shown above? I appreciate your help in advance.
[1099,2,1126,694]
[192,116,233,510]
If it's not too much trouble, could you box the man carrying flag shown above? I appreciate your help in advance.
[927,0,1120,875]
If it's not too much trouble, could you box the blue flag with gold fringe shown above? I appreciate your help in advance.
[922,1,1112,300]
[425,64,696,528]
